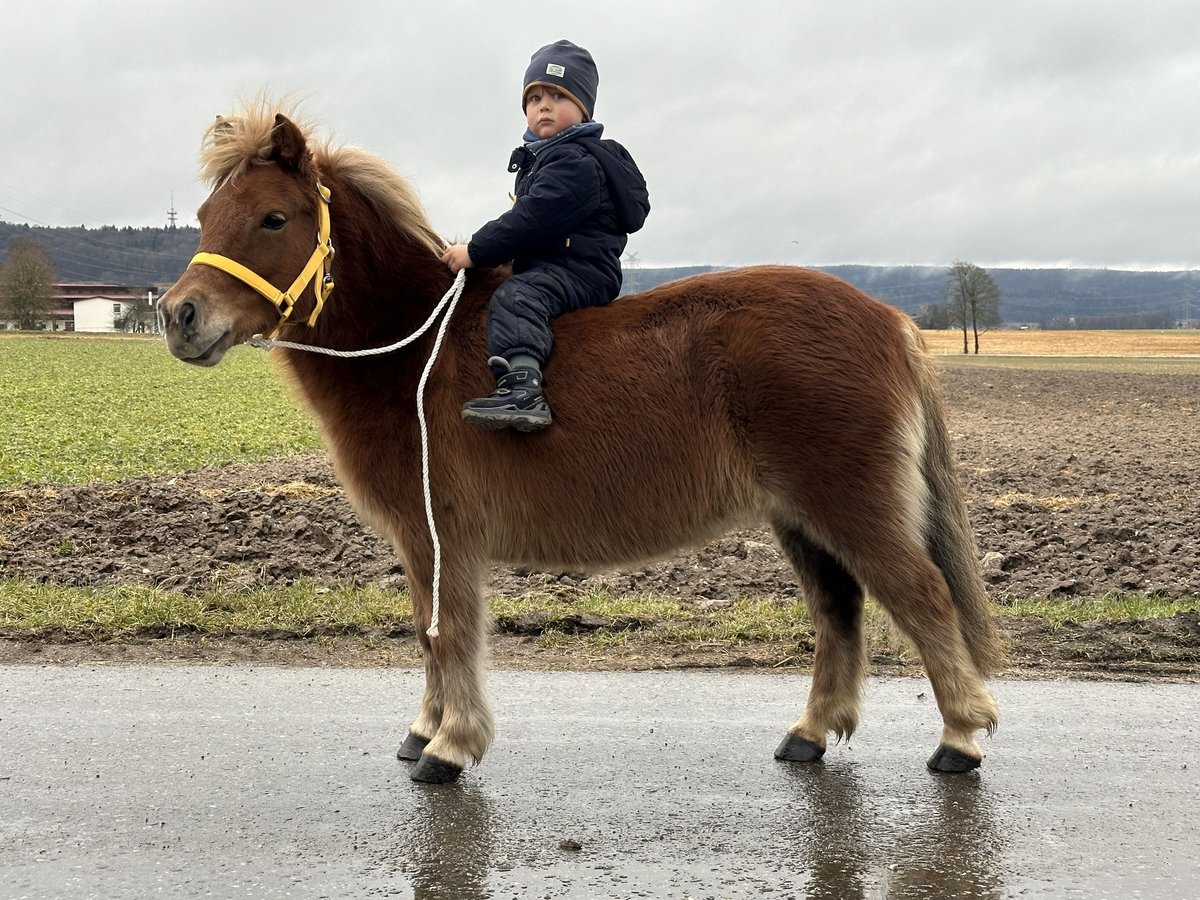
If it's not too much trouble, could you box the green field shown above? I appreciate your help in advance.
[2,332,1196,659]
[3,332,1197,488]
[0,334,320,487]
[5,332,1197,490]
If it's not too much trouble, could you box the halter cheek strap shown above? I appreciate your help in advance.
[188,182,335,336]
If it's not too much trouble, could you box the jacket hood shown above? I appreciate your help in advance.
[585,138,650,233]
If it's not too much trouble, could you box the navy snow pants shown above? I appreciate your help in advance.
[487,266,612,367]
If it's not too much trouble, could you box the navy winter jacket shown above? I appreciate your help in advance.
[468,124,650,301]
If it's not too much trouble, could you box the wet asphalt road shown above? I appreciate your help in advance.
[1,666,1197,899]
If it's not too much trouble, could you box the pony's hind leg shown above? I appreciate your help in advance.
[859,543,998,772]
[399,554,495,784]
[772,522,867,763]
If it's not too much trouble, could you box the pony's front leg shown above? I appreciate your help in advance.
[398,551,494,784]
[396,640,444,762]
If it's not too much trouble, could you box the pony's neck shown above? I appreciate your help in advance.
[290,170,454,354]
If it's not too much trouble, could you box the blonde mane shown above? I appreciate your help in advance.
[198,98,445,257]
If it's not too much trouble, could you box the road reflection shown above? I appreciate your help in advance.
[783,762,1003,898]
[368,749,1003,897]
[378,781,496,899]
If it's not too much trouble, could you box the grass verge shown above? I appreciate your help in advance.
[3,578,1196,651]
[999,594,1200,627]
[0,580,409,640]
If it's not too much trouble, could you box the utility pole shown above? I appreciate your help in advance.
[167,193,178,231]
[622,250,640,295]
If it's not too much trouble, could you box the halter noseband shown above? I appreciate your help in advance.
[188,182,335,335]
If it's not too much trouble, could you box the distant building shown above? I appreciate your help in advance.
[0,282,151,332]
[73,297,131,332]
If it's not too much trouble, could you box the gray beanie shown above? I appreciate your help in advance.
[522,40,598,120]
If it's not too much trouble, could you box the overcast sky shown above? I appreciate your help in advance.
[3,0,1200,270]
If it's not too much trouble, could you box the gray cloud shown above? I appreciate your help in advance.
[3,0,1199,269]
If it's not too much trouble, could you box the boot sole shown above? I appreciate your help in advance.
[461,408,552,432]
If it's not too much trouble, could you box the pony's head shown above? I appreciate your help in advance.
[160,100,444,366]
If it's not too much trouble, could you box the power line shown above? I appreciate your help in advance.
[0,180,104,225]
[1,220,194,264]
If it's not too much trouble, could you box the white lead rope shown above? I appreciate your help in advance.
[247,269,468,638]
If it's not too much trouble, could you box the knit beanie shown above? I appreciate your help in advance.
[522,40,598,120]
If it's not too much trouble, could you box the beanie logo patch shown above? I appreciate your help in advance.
[545,64,566,77]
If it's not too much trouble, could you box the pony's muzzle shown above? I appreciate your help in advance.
[158,291,232,367]
[158,295,200,345]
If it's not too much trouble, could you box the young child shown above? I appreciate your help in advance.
[442,39,650,431]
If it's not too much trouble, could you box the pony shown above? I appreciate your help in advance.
[159,102,1001,784]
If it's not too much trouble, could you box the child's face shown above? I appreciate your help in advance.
[525,85,585,139]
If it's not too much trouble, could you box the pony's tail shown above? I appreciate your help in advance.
[906,324,1004,677]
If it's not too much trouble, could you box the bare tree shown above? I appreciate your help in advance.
[946,260,1002,354]
[0,238,58,330]
[115,291,157,333]
[916,301,951,330]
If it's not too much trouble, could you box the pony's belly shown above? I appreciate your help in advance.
[489,500,763,572]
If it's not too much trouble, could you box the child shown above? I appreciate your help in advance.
[442,39,650,431]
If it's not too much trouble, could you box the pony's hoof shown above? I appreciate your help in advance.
[774,732,826,763]
[927,745,981,774]
[396,732,431,762]
[411,754,464,784]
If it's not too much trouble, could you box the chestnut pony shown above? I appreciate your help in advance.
[160,105,1001,783]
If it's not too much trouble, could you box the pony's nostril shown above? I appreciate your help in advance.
[179,301,196,331]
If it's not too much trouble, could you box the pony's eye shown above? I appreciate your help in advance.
[262,213,287,230]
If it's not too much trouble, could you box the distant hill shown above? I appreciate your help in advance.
[623,264,1200,327]
[0,221,199,287]
[4,221,1198,326]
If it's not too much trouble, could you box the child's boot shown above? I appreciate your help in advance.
[461,356,552,431]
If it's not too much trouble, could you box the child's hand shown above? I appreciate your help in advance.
[441,244,474,273]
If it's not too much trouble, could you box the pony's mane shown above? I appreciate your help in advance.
[199,99,444,257]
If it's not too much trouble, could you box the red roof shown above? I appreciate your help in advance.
[55,283,144,302]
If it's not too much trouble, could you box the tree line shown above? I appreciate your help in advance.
[3,233,1003,351]
[0,221,198,285]
[6,216,1194,343]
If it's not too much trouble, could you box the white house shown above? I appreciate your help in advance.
[73,296,131,332]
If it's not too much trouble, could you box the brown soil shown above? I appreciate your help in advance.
[2,365,1198,679]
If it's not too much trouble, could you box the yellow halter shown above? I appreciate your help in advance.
[188,182,335,335]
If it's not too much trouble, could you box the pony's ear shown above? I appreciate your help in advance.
[269,114,310,173]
